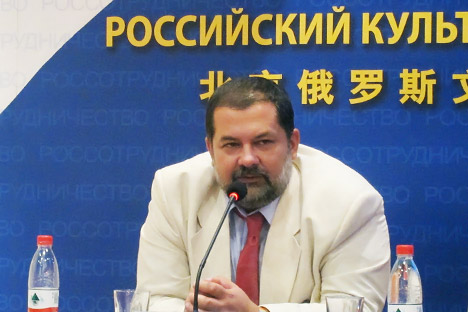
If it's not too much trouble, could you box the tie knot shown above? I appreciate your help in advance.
[235,210,264,231]
[245,212,264,230]
[241,213,264,243]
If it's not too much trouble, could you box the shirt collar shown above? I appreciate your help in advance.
[234,197,279,225]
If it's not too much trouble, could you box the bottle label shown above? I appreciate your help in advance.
[28,289,59,312]
[388,304,423,312]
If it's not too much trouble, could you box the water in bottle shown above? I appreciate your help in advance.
[28,235,60,312]
[388,244,423,312]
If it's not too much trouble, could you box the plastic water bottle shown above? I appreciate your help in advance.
[28,235,60,312]
[388,244,423,312]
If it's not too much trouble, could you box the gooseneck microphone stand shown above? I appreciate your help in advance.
[193,181,247,312]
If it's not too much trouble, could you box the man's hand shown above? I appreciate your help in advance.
[184,276,259,312]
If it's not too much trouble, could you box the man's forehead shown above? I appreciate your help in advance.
[211,101,278,128]
[210,102,287,140]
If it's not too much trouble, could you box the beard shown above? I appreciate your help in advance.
[214,152,293,211]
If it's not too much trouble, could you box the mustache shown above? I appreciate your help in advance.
[232,165,271,184]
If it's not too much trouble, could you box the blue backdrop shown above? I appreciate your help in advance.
[1,1,467,311]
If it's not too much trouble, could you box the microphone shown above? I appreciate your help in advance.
[226,180,248,202]
[193,181,247,312]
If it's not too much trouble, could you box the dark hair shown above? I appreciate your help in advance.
[205,77,294,140]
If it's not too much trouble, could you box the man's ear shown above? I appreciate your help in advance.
[205,137,214,159]
[289,129,300,159]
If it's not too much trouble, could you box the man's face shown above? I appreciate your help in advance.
[206,101,300,210]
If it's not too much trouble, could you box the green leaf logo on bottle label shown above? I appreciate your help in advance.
[31,293,40,305]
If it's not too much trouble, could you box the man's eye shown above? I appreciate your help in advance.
[223,142,239,148]
[257,140,273,145]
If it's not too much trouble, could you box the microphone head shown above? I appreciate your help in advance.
[226,181,247,201]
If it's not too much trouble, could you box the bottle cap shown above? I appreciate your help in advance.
[37,235,53,246]
[396,244,414,255]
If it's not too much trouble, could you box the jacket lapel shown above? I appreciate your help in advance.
[260,165,302,303]
[190,189,232,283]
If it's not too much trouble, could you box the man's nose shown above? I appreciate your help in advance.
[238,145,259,167]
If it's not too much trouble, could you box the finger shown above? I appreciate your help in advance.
[189,283,216,302]
[184,300,193,312]
[186,293,213,312]
[192,282,213,299]
[185,290,194,311]
[186,286,195,304]
[210,276,235,289]
[195,293,220,311]
[189,285,217,311]
[186,292,193,303]
[198,279,227,299]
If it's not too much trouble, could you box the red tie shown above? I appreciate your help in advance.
[235,212,264,305]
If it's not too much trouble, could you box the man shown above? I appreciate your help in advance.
[137,77,390,312]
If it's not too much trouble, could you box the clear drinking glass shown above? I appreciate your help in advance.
[114,289,149,312]
[325,295,365,312]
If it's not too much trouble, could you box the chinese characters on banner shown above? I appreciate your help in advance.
[200,69,468,105]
